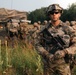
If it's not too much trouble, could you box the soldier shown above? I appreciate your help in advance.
[28,22,40,45]
[33,22,40,31]
[65,21,70,26]
[70,21,76,26]
[9,21,19,38]
[35,4,76,75]
[38,21,41,25]
[70,21,76,32]
[44,20,48,25]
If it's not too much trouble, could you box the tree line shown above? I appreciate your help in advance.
[27,3,76,24]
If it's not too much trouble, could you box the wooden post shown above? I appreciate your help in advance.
[0,40,3,71]
[0,40,1,64]
[5,40,8,66]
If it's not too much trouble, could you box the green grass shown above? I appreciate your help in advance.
[0,41,43,75]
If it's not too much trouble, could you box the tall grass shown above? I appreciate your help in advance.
[0,40,76,75]
[0,40,43,75]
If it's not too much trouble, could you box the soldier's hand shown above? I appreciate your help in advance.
[54,50,66,59]
[46,54,54,62]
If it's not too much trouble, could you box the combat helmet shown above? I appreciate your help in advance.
[33,22,40,30]
[46,4,63,15]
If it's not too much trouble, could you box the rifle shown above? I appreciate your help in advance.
[40,28,76,69]
[40,28,66,54]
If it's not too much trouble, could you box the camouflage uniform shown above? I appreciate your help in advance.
[43,20,48,25]
[30,23,40,45]
[71,21,76,30]
[9,22,19,37]
[35,4,76,75]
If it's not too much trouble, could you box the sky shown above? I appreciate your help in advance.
[0,0,76,12]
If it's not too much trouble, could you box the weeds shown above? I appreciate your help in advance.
[0,40,43,75]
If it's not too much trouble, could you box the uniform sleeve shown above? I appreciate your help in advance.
[64,26,76,55]
[35,29,50,58]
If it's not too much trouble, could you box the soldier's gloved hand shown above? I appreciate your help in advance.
[46,54,54,62]
[54,50,67,59]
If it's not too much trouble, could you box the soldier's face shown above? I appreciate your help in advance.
[49,10,61,22]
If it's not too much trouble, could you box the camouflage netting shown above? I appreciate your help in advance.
[0,8,27,22]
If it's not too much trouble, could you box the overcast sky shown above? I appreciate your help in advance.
[0,0,76,12]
